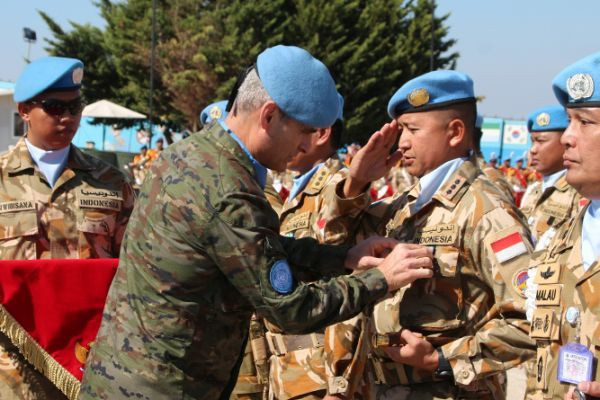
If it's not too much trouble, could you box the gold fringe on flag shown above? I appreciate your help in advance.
[0,304,81,400]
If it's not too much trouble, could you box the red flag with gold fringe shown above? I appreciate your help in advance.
[0,259,118,399]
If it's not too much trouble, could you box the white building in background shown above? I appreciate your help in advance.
[0,82,25,153]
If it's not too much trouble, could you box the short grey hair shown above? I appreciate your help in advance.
[234,69,273,114]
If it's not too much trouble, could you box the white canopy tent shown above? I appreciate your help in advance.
[82,100,146,150]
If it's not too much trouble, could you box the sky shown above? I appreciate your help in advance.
[1,1,599,120]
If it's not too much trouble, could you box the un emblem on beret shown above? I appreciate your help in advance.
[72,67,84,85]
[407,88,430,107]
[536,112,550,127]
[209,106,222,120]
[567,73,594,100]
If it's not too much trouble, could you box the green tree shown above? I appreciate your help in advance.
[39,10,123,103]
[43,0,457,143]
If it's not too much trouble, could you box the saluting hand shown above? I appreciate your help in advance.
[343,120,403,198]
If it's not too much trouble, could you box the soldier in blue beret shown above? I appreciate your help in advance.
[80,45,434,400]
[323,69,535,400]
[0,57,135,398]
[526,51,600,400]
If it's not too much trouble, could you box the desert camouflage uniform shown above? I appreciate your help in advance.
[477,157,515,203]
[79,122,388,400]
[520,174,582,250]
[324,159,536,400]
[0,138,135,399]
[525,206,600,400]
[268,156,369,400]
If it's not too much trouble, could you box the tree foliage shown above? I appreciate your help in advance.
[42,0,458,144]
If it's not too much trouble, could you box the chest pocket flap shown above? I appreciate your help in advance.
[0,211,38,240]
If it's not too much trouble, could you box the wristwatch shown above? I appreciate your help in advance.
[434,348,453,380]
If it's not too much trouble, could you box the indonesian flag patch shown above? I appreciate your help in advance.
[491,232,528,263]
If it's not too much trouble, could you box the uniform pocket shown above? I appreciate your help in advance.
[77,210,118,258]
[0,211,38,259]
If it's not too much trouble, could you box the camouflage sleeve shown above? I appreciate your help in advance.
[204,190,388,335]
[441,205,537,385]
[316,178,372,245]
[279,235,351,276]
[312,174,371,245]
[111,181,136,257]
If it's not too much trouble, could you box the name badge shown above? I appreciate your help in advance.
[280,212,310,235]
[535,346,548,389]
[0,200,35,214]
[557,343,594,384]
[530,308,558,339]
[79,188,122,200]
[541,202,569,219]
[535,284,562,306]
[414,224,458,246]
[534,263,561,284]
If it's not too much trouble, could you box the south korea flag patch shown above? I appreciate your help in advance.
[491,232,528,263]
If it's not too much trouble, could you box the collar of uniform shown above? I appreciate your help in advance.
[206,121,264,189]
[63,145,97,172]
[6,138,37,173]
[218,120,267,189]
[429,157,476,209]
[542,169,566,192]
[552,172,571,192]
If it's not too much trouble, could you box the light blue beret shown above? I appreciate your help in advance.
[527,105,568,132]
[337,92,344,122]
[476,114,483,129]
[14,56,84,102]
[387,70,475,118]
[257,45,339,128]
[200,100,228,125]
[553,51,600,107]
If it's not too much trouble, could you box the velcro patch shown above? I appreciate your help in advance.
[79,188,122,200]
[0,200,35,214]
[414,224,458,246]
[79,198,122,211]
[491,232,527,263]
[280,212,310,234]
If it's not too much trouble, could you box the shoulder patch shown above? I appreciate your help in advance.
[512,268,529,298]
[270,260,294,294]
[491,232,528,263]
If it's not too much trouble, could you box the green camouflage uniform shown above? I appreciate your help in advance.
[79,123,388,400]
[323,159,536,400]
[525,205,600,400]
[0,138,135,399]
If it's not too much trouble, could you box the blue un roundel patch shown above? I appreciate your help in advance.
[270,260,294,294]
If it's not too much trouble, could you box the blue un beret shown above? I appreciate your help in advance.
[200,100,228,125]
[257,45,339,128]
[14,56,84,102]
[387,70,475,118]
[527,105,568,133]
[553,51,600,108]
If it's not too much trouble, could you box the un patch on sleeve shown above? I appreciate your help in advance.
[270,260,294,294]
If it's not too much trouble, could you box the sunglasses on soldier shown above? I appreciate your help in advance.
[27,97,86,116]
